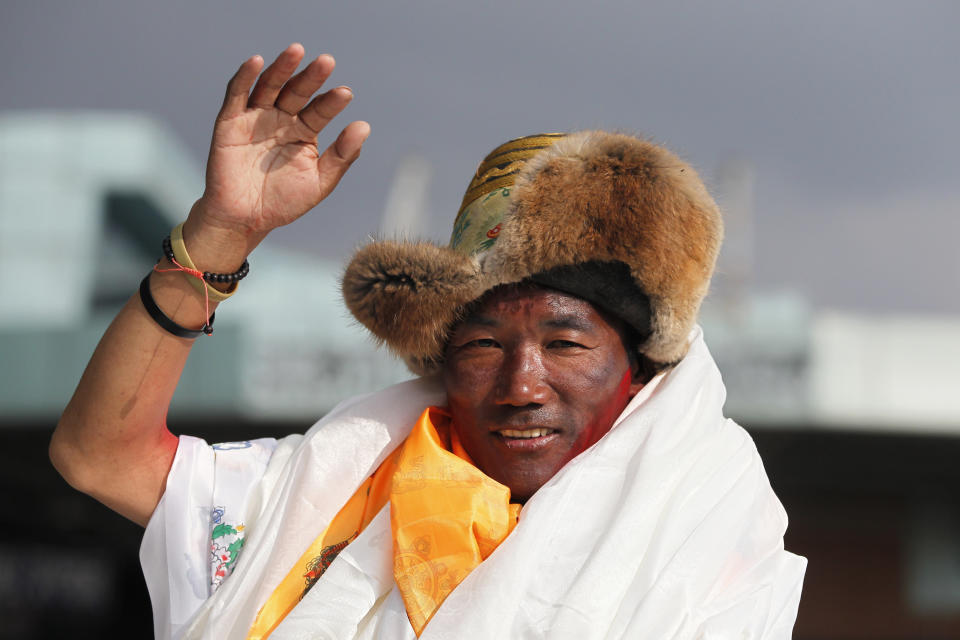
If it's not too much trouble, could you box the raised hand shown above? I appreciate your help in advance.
[52,44,372,528]
[187,43,370,256]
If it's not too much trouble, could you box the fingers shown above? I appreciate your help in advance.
[219,56,265,120]
[333,120,371,160]
[221,44,348,133]
[247,43,305,108]
[275,54,336,115]
[298,86,354,134]
[316,121,371,194]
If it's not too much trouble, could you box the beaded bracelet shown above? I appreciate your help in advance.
[167,223,246,303]
[139,273,215,338]
[162,235,249,284]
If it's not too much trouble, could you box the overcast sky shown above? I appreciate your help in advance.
[3,0,958,314]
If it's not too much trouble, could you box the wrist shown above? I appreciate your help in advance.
[162,232,249,295]
[182,200,267,272]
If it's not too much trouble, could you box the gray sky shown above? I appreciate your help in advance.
[3,0,958,313]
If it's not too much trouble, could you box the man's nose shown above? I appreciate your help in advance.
[494,346,551,406]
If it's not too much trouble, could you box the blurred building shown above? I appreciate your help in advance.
[0,112,409,423]
[1,113,958,638]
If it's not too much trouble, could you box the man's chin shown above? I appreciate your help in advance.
[489,468,557,506]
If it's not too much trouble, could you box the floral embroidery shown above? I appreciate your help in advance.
[474,237,497,253]
[301,532,358,599]
[210,506,245,589]
[450,214,471,250]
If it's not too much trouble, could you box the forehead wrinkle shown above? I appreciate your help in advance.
[542,314,594,332]
[459,314,500,328]
[461,287,602,331]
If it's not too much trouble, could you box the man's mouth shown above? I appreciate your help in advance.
[495,428,560,451]
[498,428,556,439]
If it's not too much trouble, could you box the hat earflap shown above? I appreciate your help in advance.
[342,241,485,362]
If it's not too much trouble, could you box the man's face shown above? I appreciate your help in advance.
[443,284,644,503]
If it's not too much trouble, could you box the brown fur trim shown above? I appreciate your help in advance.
[341,241,484,362]
[341,130,722,373]
[483,131,722,365]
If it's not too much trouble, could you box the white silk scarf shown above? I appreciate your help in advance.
[143,329,805,639]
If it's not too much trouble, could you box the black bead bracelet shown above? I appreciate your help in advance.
[139,274,215,338]
[162,235,250,284]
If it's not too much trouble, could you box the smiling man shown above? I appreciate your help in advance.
[442,284,645,503]
[51,45,805,639]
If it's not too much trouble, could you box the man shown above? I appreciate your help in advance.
[51,44,805,638]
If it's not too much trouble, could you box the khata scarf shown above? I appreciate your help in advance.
[248,408,521,638]
[146,329,805,639]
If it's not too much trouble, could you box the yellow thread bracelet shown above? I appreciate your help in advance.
[169,223,239,303]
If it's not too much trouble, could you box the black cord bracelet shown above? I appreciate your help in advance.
[139,274,215,338]
[162,236,250,284]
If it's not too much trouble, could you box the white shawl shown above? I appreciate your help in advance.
[142,330,805,639]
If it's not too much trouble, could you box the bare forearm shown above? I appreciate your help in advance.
[51,213,257,525]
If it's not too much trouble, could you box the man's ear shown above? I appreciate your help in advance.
[628,371,645,397]
[628,353,654,397]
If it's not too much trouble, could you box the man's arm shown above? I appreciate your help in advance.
[49,44,370,526]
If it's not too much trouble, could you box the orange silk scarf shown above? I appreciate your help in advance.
[247,407,521,638]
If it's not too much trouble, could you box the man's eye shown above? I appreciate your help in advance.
[548,340,584,349]
[467,338,498,348]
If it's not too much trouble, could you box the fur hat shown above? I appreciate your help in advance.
[342,130,723,375]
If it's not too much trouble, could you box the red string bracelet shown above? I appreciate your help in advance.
[153,258,215,336]
[162,235,250,284]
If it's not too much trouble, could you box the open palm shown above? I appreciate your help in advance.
[198,44,369,238]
